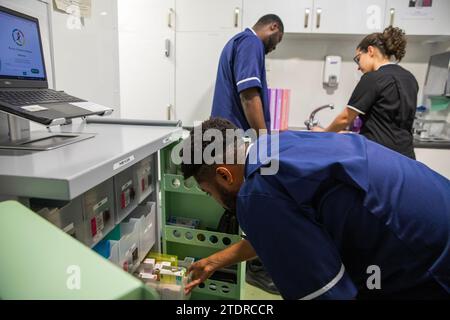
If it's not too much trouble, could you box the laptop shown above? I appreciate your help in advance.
[0,5,113,126]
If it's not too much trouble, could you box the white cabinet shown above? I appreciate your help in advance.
[118,0,175,120]
[174,0,243,126]
[175,0,243,32]
[243,0,385,35]
[242,0,449,36]
[385,0,450,36]
[175,32,236,126]
[118,0,242,124]
[312,0,386,34]
[243,0,313,33]
[415,148,450,179]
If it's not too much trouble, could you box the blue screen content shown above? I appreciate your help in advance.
[0,10,46,80]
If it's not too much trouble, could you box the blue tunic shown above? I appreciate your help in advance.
[211,28,271,131]
[238,131,450,299]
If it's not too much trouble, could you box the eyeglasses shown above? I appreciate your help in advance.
[353,53,362,65]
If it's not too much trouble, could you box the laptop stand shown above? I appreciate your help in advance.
[0,112,95,151]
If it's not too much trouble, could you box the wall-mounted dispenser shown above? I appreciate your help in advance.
[323,56,342,87]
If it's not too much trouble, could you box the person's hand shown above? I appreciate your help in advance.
[184,258,221,294]
[311,126,325,132]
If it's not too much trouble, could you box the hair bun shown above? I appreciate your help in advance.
[381,26,407,61]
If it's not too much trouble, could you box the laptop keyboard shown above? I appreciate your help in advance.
[0,90,84,106]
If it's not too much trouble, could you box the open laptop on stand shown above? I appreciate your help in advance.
[0,5,113,151]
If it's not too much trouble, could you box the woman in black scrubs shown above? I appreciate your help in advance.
[314,27,418,159]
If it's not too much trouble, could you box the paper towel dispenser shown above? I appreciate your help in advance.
[423,51,450,98]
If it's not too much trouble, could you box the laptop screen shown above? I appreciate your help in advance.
[0,7,46,81]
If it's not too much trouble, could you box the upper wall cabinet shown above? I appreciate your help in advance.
[312,0,386,34]
[243,0,450,36]
[175,0,243,32]
[118,0,175,121]
[385,0,450,36]
[243,0,313,33]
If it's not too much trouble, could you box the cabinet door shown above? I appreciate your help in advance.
[385,0,450,36]
[118,0,175,120]
[52,0,121,111]
[175,0,243,32]
[312,0,386,34]
[243,0,313,33]
[175,32,235,126]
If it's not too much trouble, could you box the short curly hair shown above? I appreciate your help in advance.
[180,118,243,182]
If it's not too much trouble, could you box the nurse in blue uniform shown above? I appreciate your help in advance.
[211,14,283,133]
[181,118,450,299]
[210,14,284,294]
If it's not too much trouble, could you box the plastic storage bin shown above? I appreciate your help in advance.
[31,197,86,243]
[114,166,139,223]
[108,240,120,265]
[128,202,157,262]
[133,156,154,203]
[82,179,116,247]
[119,218,141,273]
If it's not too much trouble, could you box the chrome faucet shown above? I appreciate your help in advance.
[304,104,335,130]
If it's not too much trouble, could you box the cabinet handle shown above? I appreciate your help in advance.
[234,7,240,28]
[165,39,170,57]
[389,8,395,26]
[304,8,310,28]
[168,8,174,28]
[316,8,322,29]
[167,104,173,120]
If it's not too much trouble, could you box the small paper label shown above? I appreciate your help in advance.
[62,223,75,234]
[121,180,133,192]
[70,101,112,113]
[21,105,48,112]
[93,197,108,212]
[113,155,135,170]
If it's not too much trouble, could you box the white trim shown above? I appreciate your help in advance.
[247,27,257,36]
[243,143,255,183]
[236,77,261,87]
[347,105,366,115]
[299,264,346,300]
[245,143,254,159]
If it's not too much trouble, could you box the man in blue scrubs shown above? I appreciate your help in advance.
[181,118,450,299]
[211,14,284,133]
[210,14,284,293]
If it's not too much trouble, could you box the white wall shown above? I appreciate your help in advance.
[266,34,441,128]
[51,0,121,117]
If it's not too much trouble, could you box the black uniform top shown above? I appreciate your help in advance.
[348,64,418,159]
